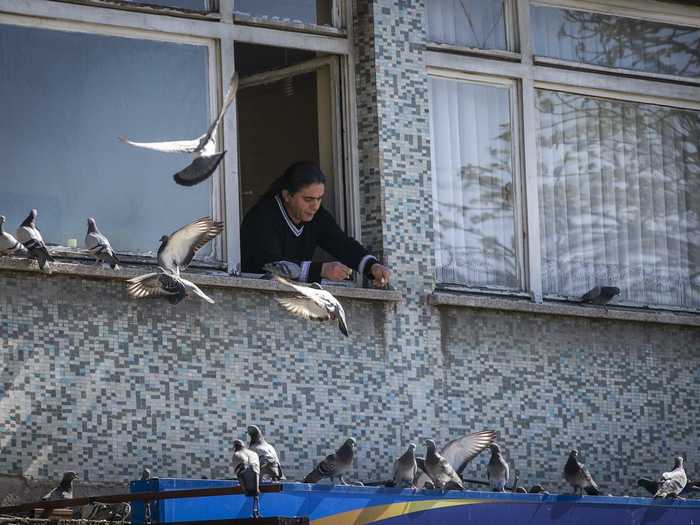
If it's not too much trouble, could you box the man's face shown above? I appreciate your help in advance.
[282,183,324,224]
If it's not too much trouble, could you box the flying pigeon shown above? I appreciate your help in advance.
[120,73,238,186]
[85,218,120,270]
[486,443,510,492]
[157,217,224,275]
[653,457,688,499]
[39,472,79,518]
[303,438,357,485]
[247,425,285,481]
[581,286,620,305]
[264,262,349,337]
[387,443,417,488]
[564,449,601,495]
[422,439,463,490]
[16,209,54,274]
[126,267,214,304]
[0,216,27,255]
[415,430,496,488]
[231,439,261,519]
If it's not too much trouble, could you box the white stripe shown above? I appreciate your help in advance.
[274,195,304,237]
[300,261,311,282]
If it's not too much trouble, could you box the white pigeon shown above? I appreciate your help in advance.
[120,73,238,186]
[157,217,223,274]
[85,217,120,270]
[16,209,54,274]
[232,439,261,519]
[247,425,285,481]
[0,215,27,255]
[126,267,214,305]
[655,457,688,499]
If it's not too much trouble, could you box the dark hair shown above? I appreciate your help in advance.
[263,161,326,199]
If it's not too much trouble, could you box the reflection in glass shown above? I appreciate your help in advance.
[0,24,212,256]
[430,77,518,289]
[536,90,700,308]
[532,6,700,78]
[234,0,332,26]
[427,0,508,50]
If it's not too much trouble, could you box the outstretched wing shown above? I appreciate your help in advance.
[197,73,239,151]
[276,297,329,321]
[126,271,184,302]
[159,217,224,272]
[441,430,496,474]
[119,136,201,154]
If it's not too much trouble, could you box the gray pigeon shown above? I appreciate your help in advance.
[486,443,509,492]
[654,457,688,499]
[564,449,601,495]
[141,468,152,481]
[40,472,79,518]
[85,218,120,270]
[261,260,301,280]
[126,267,214,304]
[581,286,620,305]
[0,216,27,255]
[120,73,238,187]
[303,438,357,485]
[247,425,285,481]
[639,476,699,496]
[388,443,417,488]
[423,439,463,490]
[16,209,54,274]
[157,217,224,275]
[231,439,261,519]
[265,263,349,337]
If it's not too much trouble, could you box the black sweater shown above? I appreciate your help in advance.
[240,195,378,283]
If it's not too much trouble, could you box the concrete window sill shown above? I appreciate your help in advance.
[0,257,402,303]
[429,291,700,327]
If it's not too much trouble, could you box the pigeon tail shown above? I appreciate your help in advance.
[584,485,602,496]
[303,469,323,484]
[638,478,659,495]
[173,152,226,186]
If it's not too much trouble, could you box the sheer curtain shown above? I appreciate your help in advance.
[427,0,508,51]
[536,90,700,308]
[430,76,518,289]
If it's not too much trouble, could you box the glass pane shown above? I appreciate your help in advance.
[0,24,213,257]
[430,77,519,288]
[532,6,700,78]
[55,0,215,12]
[427,0,508,50]
[234,0,333,26]
[536,90,700,308]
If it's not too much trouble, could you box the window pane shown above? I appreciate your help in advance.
[536,90,700,308]
[234,0,333,26]
[430,77,519,289]
[532,6,700,78]
[0,24,212,257]
[427,0,508,50]
[55,0,215,12]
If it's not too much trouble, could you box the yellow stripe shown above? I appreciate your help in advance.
[311,499,491,525]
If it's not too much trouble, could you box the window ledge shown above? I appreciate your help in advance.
[428,291,700,327]
[0,256,402,303]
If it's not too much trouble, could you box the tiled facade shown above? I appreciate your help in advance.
[1,0,699,502]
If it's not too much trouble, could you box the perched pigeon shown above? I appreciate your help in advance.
[529,484,549,494]
[157,217,224,275]
[40,472,79,518]
[423,439,463,490]
[487,443,510,492]
[247,425,285,481]
[85,218,120,270]
[581,286,620,305]
[303,438,357,485]
[653,457,688,499]
[261,260,301,281]
[415,430,496,488]
[16,209,54,274]
[564,449,601,495]
[264,263,348,337]
[232,439,261,519]
[126,267,214,304]
[639,476,700,496]
[0,216,27,255]
[120,73,238,186]
[141,468,152,481]
[387,443,417,488]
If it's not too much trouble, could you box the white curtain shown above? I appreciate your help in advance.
[430,77,518,288]
[427,0,507,51]
[536,90,700,308]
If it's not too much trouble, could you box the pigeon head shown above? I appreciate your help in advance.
[425,439,437,452]
[569,449,579,458]
[0,215,5,226]
[247,425,262,440]
[233,439,245,452]
[407,443,416,451]
[490,443,502,454]
[141,468,152,481]
[674,457,684,469]
[343,437,357,450]
[21,209,37,227]
[87,217,97,232]
[60,472,79,486]
[159,235,169,245]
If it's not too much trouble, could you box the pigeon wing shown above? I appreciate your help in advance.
[173,152,226,187]
[180,277,215,304]
[197,73,239,151]
[441,430,497,474]
[127,272,183,300]
[119,136,201,154]
[276,297,329,321]
[159,217,224,272]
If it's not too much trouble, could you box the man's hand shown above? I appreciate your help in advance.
[321,261,353,281]
[369,263,390,288]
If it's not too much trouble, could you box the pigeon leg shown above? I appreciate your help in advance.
[252,496,261,519]
[339,475,348,486]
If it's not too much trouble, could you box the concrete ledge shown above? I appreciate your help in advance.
[0,257,402,303]
[429,291,700,327]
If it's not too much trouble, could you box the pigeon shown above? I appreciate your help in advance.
[581,286,620,305]
[141,468,152,481]
[232,439,261,519]
[653,457,688,499]
[0,215,27,255]
[387,443,417,488]
[157,217,224,275]
[529,484,549,494]
[261,260,301,280]
[303,438,357,485]
[264,262,349,337]
[639,476,700,496]
[16,209,54,274]
[247,425,285,481]
[40,472,79,518]
[423,439,463,490]
[85,218,120,270]
[564,449,601,495]
[120,73,238,187]
[486,443,509,492]
[415,430,496,488]
[126,267,214,304]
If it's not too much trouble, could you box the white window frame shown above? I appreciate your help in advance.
[426,0,700,312]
